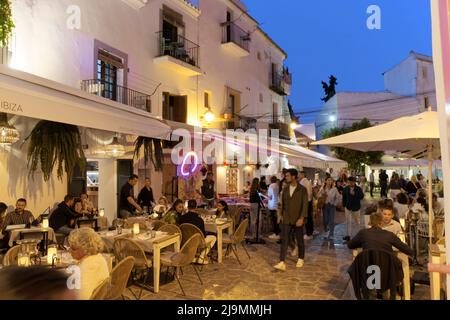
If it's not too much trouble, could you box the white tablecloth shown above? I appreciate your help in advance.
[99,229,173,253]
[8,227,57,247]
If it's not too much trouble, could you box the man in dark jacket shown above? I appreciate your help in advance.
[179,200,216,265]
[343,177,364,241]
[49,195,79,235]
[274,168,308,271]
[379,170,389,198]
[201,172,216,209]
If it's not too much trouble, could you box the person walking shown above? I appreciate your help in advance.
[342,177,364,241]
[273,169,308,271]
[268,176,280,240]
[318,177,339,240]
[369,170,375,198]
[379,170,389,198]
[299,171,314,240]
[249,178,262,240]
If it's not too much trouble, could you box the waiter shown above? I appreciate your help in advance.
[201,172,216,209]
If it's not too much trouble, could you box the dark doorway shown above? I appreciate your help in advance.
[162,93,187,123]
[68,162,87,197]
[117,159,133,214]
[226,11,232,42]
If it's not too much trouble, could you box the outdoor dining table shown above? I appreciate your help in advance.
[98,229,180,293]
[41,250,114,271]
[204,218,233,263]
[429,243,446,300]
[352,232,410,300]
[8,226,57,247]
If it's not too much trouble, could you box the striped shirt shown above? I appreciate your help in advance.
[2,210,34,232]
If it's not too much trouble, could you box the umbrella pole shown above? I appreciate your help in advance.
[428,145,433,246]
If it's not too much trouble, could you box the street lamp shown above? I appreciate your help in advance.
[203,110,215,123]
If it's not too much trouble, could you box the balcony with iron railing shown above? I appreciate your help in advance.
[80,79,151,112]
[269,121,291,141]
[221,22,250,57]
[154,31,201,76]
[270,68,292,96]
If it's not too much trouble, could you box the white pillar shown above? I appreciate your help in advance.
[98,159,117,223]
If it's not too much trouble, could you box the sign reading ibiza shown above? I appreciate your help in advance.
[0,100,24,113]
[171,126,281,176]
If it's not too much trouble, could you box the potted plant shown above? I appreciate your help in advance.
[24,120,86,181]
[0,0,14,47]
[133,136,163,171]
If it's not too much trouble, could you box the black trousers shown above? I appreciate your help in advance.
[269,210,280,235]
[280,224,305,261]
[380,182,388,198]
[370,182,375,197]
[305,201,314,236]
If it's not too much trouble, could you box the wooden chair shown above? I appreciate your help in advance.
[105,256,135,300]
[160,234,202,296]
[223,218,250,265]
[2,245,21,266]
[158,224,181,235]
[90,277,111,300]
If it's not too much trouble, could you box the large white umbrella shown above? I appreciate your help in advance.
[312,110,440,244]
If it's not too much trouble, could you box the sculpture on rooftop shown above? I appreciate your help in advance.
[321,75,338,103]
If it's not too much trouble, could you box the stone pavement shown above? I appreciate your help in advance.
[126,211,431,300]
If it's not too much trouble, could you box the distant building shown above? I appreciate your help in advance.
[316,51,436,154]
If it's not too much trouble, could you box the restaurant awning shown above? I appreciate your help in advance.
[0,65,171,139]
[278,142,347,170]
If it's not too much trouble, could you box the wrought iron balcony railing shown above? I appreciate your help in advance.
[221,21,250,52]
[269,121,291,140]
[80,79,151,112]
[157,31,200,68]
[270,68,292,96]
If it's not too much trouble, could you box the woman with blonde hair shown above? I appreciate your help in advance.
[68,228,109,300]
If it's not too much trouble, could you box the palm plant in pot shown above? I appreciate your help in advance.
[133,136,164,171]
[25,120,86,181]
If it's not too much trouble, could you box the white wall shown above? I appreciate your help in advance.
[384,54,418,96]
[97,159,117,223]
[0,116,67,217]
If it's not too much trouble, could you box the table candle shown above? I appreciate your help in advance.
[99,209,105,217]
[18,255,30,267]
[133,223,140,235]
[47,247,57,265]
[42,218,49,228]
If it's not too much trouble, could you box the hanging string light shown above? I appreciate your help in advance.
[0,113,20,145]
[104,134,125,158]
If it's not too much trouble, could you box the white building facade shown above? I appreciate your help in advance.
[0,0,293,219]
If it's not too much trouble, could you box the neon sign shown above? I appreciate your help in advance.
[179,151,199,178]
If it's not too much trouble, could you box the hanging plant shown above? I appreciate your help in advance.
[0,0,15,47]
[24,120,86,181]
[133,136,164,171]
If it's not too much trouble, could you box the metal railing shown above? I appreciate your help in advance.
[269,121,291,140]
[221,21,250,52]
[157,31,200,68]
[270,69,292,96]
[80,79,151,112]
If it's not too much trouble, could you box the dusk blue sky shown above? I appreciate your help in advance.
[194,0,433,123]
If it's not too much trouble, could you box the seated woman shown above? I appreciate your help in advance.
[80,193,94,214]
[73,198,83,215]
[347,212,413,256]
[68,228,109,300]
[163,199,184,225]
[394,193,409,219]
[378,199,402,236]
[216,200,230,220]
[153,196,170,216]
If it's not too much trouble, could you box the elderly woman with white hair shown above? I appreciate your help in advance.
[68,227,109,300]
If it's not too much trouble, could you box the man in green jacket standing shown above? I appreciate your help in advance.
[274,168,309,271]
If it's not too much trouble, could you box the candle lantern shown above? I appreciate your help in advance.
[99,208,105,217]
[133,223,140,235]
[42,218,49,228]
[47,246,58,265]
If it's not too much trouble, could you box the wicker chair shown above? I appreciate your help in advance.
[90,277,111,300]
[223,218,250,265]
[158,224,181,235]
[152,220,167,231]
[160,234,202,296]
[2,245,21,266]
[180,223,214,269]
[113,238,152,300]
[105,256,135,300]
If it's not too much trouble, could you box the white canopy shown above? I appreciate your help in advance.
[0,65,171,139]
[312,110,440,157]
[278,142,347,171]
